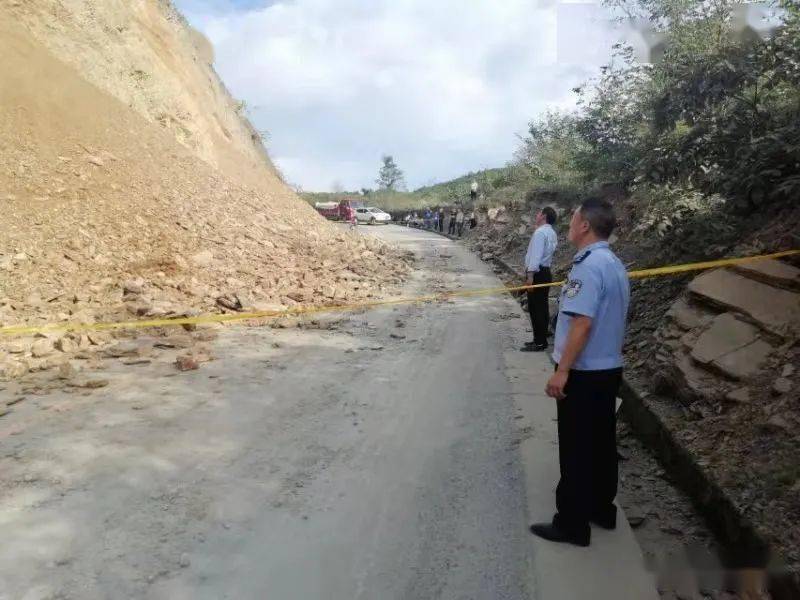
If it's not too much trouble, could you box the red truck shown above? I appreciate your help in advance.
[314,200,355,222]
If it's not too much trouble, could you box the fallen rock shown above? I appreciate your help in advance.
[666,298,711,331]
[67,378,109,389]
[627,513,647,529]
[125,299,154,316]
[725,387,750,404]
[175,355,200,371]
[31,338,54,358]
[772,378,792,396]
[121,358,151,366]
[122,279,145,296]
[55,336,78,353]
[57,362,77,380]
[4,340,29,354]
[103,341,152,358]
[216,295,243,311]
[87,331,113,346]
[0,359,27,381]
[154,335,193,349]
[764,414,791,432]
[782,364,795,378]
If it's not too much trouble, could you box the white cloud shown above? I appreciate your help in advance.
[178,0,620,191]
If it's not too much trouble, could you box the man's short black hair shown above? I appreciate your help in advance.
[579,197,616,239]
[541,206,557,225]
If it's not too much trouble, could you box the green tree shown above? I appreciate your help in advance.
[376,155,405,191]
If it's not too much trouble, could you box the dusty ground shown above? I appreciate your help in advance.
[0,226,535,599]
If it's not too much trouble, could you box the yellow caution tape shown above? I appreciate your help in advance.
[0,249,797,338]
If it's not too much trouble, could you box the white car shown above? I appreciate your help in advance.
[354,207,391,225]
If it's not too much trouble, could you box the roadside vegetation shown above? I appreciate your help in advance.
[305,0,799,253]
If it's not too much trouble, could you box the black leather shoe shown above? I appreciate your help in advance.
[520,343,548,352]
[590,507,617,530]
[529,522,590,547]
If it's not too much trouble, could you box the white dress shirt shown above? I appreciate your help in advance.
[524,223,557,273]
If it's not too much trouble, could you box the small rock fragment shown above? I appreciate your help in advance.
[67,378,109,389]
[175,356,199,371]
[725,388,750,404]
[57,363,76,380]
[781,364,795,378]
[772,378,792,396]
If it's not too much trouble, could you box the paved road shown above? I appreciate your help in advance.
[0,225,656,599]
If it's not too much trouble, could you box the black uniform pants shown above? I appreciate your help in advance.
[448,218,456,235]
[554,366,622,536]
[527,267,551,346]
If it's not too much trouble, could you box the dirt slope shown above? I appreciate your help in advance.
[0,14,410,380]
[8,0,277,185]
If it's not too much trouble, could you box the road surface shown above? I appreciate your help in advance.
[0,225,656,599]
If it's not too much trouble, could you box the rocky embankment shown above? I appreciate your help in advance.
[0,6,412,386]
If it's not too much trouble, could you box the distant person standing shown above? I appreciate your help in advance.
[456,208,465,237]
[470,180,478,202]
[438,207,445,232]
[521,206,558,352]
[530,197,630,548]
[433,209,440,231]
[469,210,477,229]
[448,207,457,235]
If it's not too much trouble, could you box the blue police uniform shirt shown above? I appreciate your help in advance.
[552,241,630,371]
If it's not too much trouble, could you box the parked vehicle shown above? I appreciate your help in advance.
[354,206,391,225]
[314,200,355,222]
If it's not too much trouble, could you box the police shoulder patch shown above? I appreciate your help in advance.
[564,279,582,298]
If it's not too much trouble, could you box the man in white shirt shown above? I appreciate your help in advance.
[522,206,558,351]
[470,180,478,202]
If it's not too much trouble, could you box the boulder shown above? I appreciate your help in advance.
[688,269,800,337]
[31,338,54,358]
[55,336,78,353]
[0,359,27,381]
[122,279,145,295]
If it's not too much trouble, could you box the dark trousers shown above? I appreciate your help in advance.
[527,267,552,345]
[438,219,444,232]
[448,219,456,235]
[457,222,464,236]
[555,367,622,536]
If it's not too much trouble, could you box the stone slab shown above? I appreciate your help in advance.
[666,298,713,331]
[712,339,773,381]
[733,259,800,291]
[690,313,758,365]
[688,269,800,337]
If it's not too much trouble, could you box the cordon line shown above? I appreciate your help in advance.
[1,249,797,338]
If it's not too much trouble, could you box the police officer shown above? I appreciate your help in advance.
[529,197,630,547]
[521,206,558,352]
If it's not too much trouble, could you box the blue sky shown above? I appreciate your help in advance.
[176,1,626,191]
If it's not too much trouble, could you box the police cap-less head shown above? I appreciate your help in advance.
[567,197,616,247]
